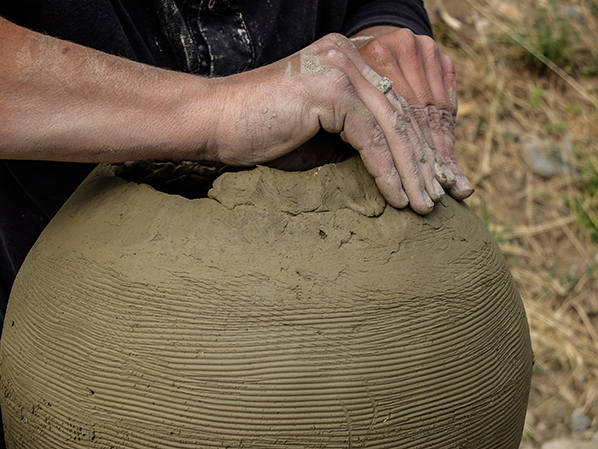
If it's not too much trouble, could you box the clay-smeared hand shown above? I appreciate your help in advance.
[209,33,459,214]
[351,26,474,201]
[1,18,469,214]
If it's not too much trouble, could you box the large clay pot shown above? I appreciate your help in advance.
[0,157,532,448]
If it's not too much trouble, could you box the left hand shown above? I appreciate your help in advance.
[352,26,473,200]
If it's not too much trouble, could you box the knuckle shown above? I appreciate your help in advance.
[396,27,416,40]
[369,124,388,149]
[419,37,442,62]
[361,41,392,64]
[442,54,457,78]
[392,111,408,133]
[439,110,456,129]
[409,105,427,122]
[321,67,352,92]
[319,33,351,50]
[417,34,437,51]
[314,69,356,125]
[395,29,418,55]
[424,107,441,130]
[322,47,351,68]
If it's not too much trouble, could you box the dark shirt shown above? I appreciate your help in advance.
[0,0,433,328]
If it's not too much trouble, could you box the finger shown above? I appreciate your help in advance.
[433,52,474,199]
[373,60,450,188]
[415,40,473,198]
[340,124,410,209]
[407,35,460,188]
[307,35,435,213]
[417,36,453,113]
[390,85,455,189]
[356,69,439,212]
[325,77,412,209]
[360,32,456,188]
[366,62,445,202]
[301,46,409,208]
[384,90,445,203]
[440,52,458,117]
[362,30,472,200]
[355,79,437,213]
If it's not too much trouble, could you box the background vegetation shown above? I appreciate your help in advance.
[425,0,598,446]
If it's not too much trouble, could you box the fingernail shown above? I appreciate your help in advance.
[398,188,409,206]
[434,162,448,184]
[424,191,434,209]
[457,175,473,192]
[443,165,456,185]
[452,175,474,197]
[433,178,445,200]
[447,171,457,185]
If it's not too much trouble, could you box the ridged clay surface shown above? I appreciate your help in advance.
[0,157,533,448]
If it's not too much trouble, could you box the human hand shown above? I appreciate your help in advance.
[0,18,469,215]
[208,33,455,214]
[352,26,474,201]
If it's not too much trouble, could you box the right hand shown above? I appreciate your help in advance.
[205,33,449,215]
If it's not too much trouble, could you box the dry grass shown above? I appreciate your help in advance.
[425,0,598,445]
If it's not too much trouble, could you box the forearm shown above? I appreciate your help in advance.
[0,15,468,213]
[0,17,219,163]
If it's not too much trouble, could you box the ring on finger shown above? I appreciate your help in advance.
[376,77,393,94]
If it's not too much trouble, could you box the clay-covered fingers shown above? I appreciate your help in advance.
[383,87,445,205]
[327,44,447,212]
[378,67,455,191]
[301,35,438,213]
[358,30,453,187]
[401,34,473,199]
[305,59,414,208]
[363,68,445,209]
[410,36,461,188]
[357,28,473,200]
[339,73,439,214]
[433,52,474,199]
[409,37,470,198]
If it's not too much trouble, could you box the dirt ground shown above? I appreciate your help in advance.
[423,0,598,446]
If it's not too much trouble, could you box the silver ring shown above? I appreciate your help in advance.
[376,77,393,94]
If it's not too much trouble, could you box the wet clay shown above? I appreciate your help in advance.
[0,157,533,448]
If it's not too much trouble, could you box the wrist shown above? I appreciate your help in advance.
[350,25,401,49]
[131,73,221,163]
